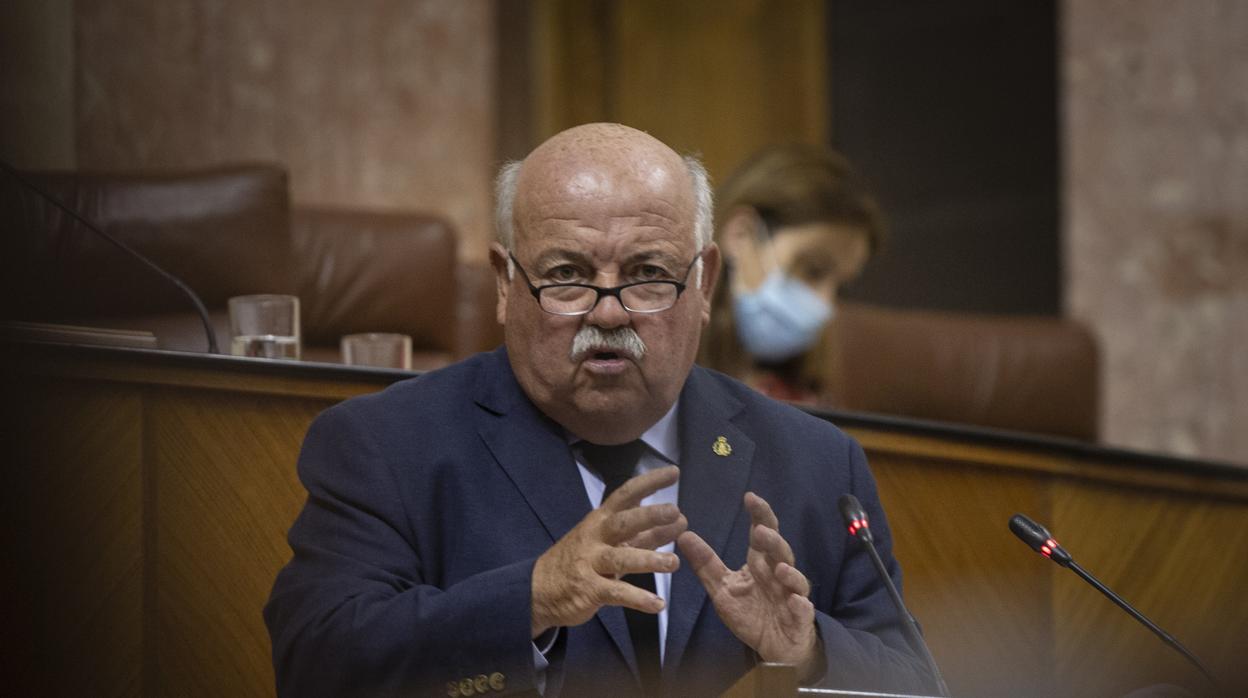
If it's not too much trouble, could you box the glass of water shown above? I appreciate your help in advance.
[228,294,301,360]
[340,332,412,369]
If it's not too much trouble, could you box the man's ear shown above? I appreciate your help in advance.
[488,242,512,325]
[698,242,722,326]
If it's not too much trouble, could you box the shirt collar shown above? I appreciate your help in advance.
[565,397,682,466]
[639,397,681,465]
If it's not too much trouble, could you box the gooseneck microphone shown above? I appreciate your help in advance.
[1,158,221,354]
[839,494,949,697]
[1008,514,1216,685]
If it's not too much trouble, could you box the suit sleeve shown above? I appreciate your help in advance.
[263,404,540,697]
[807,438,938,694]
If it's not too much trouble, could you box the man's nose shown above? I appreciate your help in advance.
[585,291,631,328]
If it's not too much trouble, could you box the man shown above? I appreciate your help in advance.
[265,124,930,696]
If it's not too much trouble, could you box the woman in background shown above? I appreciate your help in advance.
[701,144,886,404]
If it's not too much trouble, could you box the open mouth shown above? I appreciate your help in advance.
[579,348,634,375]
[573,345,636,363]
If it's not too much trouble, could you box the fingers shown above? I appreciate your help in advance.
[628,513,688,551]
[776,561,812,598]
[592,545,679,577]
[785,593,816,634]
[746,549,809,602]
[745,491,780,530]
[602,465,680,513]
[743,495,807,600]
[677,530,730,593]
[597,576,666,615]
[601,502,681,544]
[749,520,797,568]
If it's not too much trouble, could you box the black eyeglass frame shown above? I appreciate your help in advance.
[508,251,703,316]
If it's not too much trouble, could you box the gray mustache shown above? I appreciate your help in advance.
[570,325,647,361]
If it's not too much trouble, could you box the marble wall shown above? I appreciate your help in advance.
[1064,0,1248,464]
[73,0,496,259]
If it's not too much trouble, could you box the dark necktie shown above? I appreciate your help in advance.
[575,440,661,695]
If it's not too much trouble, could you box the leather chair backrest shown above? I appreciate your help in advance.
[835,302,1100,440]
[292,206,458,353]
[2,164,293,323]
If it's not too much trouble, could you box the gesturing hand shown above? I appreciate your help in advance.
[678,492,819,677]
[531,465,687,638]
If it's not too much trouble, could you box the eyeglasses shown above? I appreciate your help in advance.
[509,252,701,316]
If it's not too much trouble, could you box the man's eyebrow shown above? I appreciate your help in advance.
[622,250,684,270]
[531,249,592,270]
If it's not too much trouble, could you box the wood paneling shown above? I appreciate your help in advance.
[149,388,323,696]
[5,343,1246,696]
[869,450,1055,697]
[529,0,826,180]
[3,346,383,696]
[8,383,145,696]
[1050,482,1248,697]
[857,426,1248,697]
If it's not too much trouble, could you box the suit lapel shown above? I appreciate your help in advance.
[473,348,636,673]
[474,348,591,541]
[664,368,754,680]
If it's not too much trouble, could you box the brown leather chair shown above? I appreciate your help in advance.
[291,206,502,367]
[2,163,295,329]
[1,163,503,365]
[834,302,1100,441]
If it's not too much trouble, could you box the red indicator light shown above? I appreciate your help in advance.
[1040,545,1051,557]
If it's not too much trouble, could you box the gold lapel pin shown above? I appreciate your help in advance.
[712,436,732,457]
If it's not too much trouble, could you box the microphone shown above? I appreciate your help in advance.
[0,158,221,354]
[839,494,949,697]
[1008,514,1216,685]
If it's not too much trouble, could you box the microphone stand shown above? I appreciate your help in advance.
[1066,560,1215,684]
[1009,513,1218,689]
[842,494,949,697]
[859,538,950,698]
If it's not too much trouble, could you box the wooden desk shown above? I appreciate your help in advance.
[3,342,1245,697]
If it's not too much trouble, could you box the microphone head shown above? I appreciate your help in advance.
[1009,513,1072,566]
[838,494,873,542]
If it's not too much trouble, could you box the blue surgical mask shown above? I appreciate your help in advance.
[732,269,834,363]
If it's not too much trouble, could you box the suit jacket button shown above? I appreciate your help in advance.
[458,678,475,696]
[489,672,506,691]
[473,675,489,694]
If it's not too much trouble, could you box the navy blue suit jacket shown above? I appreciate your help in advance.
[265,347,930,696]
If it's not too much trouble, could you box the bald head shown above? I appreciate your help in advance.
[495,123,712,254]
